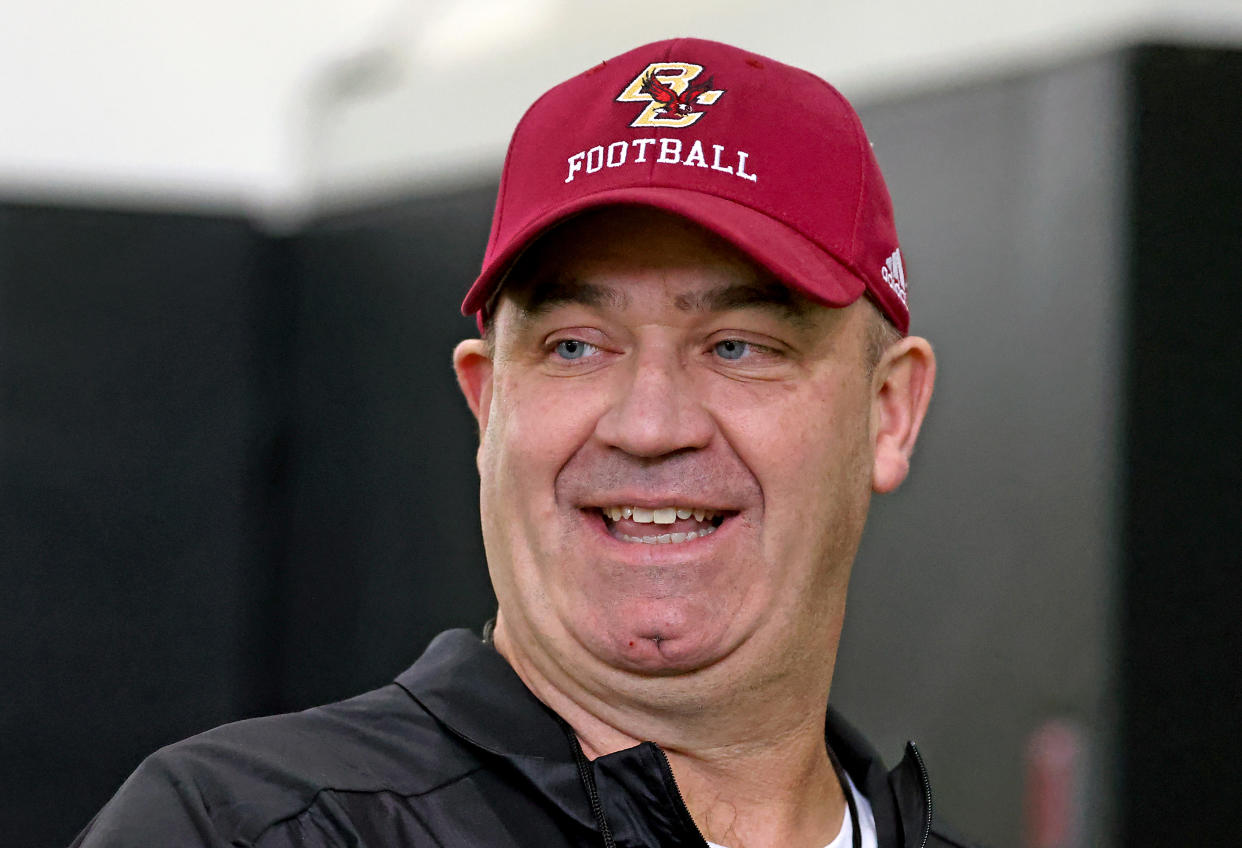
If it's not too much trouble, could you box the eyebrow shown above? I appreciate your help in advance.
[512,277,630,322]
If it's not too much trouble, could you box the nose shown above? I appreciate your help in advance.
[593,344,715,458]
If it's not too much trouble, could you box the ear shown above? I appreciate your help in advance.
[870,335,936,493]
[453,338,494,436]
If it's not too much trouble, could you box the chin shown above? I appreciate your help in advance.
[580,600,742,677]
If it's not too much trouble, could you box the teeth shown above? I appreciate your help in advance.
[603,505,720,524]
[615,524,717,544]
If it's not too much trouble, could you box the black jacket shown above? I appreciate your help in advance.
[72,629,974,847]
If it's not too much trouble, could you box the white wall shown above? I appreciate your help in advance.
[1,0,1240,221]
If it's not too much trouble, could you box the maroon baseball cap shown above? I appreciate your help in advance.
[462,37,910,334]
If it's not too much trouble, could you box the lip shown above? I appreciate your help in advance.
[578,506,740,563]
[578,490,744,512]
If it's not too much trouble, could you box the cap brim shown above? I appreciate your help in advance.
[462,187,866,319]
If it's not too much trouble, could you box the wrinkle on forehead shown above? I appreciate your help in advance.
[510,272,818,333]
[673,280,819,331]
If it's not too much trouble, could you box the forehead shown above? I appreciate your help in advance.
[495,207,823,328]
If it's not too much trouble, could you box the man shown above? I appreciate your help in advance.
[73,38,969,848]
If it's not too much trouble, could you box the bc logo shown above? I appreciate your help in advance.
[616,63,725,128]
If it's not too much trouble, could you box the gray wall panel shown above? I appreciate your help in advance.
[832,56,1125,847]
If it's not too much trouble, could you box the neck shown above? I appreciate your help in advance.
[493,623,847,848]
[661,722,847,848]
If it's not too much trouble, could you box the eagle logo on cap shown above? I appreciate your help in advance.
[639,71,718,119]
[616,63,725,128]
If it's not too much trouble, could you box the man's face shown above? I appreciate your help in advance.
[456,207,893,698]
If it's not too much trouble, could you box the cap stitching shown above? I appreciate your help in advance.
[776,68,875,272]
[845,99,869,263]
[492,69,599,244]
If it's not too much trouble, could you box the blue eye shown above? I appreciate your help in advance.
[554,339,595,360]
[714,339,749,360]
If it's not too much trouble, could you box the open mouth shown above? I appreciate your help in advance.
[597,505,731,545]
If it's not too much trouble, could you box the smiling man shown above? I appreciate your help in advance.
[73,38,971,848]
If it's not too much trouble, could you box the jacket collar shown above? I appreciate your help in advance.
[826,705,933,848]
[397,629,614,837]
[396,629,932,848]
[396,628,571,760]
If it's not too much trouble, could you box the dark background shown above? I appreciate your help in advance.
[2,44,1239,847]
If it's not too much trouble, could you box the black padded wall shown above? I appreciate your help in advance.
[1119,45,1242,846]
[272,188,498,711]
[0,187,500,847]
[0,204,284,844]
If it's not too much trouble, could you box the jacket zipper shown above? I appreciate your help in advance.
[559,720,617,848]
[655,745,710,846]
[907,742,933,848]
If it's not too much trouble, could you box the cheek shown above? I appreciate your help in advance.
[714,376,873,551]
[717,376,868,474]
[481,373,606,501]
